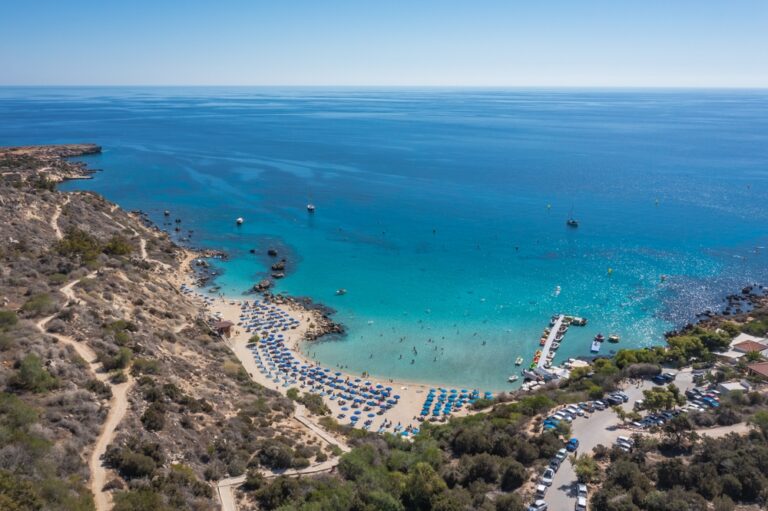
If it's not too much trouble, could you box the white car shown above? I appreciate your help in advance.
[616,436,634,447]
[540,468,555,486]
[555,448,568,462]
[528,500,548,511]
[575,496,587,510]
[535,483,548,498]
[577,483,588,498]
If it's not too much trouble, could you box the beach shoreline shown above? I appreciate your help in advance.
[173,252,479,434]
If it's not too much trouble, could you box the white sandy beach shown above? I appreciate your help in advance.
[176,252,477,435]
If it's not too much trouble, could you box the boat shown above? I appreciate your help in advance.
[336,288,347,296]
[515,356,524,366]
[236,217,244,225]
[566,207,579,228]
[307,203,316,213]
[608,334,620,343]
[590,339,602,353]
[507,375,519,383]
[594,333,605,343]
[163,210,170,216]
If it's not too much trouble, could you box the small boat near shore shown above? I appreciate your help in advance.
[591,333,604,353]
[336,288,347,296]
[236,217,244,225]
[307,203,316,213]
[508,375,519,383]
[515,356,524,366]
[608,334,620,343]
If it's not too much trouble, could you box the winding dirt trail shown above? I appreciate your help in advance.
[36,266,142,510]
[215,404,350,511]
[36,272,136,511]
[50,196,70,240]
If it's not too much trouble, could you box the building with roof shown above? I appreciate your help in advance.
[213,320,234,338]
[747,362,768,381]
[717,333,768,363]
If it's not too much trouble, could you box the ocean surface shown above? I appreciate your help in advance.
[2,87,767,390]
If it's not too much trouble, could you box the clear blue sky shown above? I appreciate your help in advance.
[1,0,766,87]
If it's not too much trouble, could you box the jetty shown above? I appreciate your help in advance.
[538,314,564,369]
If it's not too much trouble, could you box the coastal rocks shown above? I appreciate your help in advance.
[262,292,345,341]
[253,279,272,292]
[271,260,286,271]
[271,272,285,279]
[267,248,278,257]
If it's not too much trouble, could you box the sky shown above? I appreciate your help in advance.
[1,0,766,87]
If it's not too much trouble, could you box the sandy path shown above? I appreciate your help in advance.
[50,196,69,240]
[39,272,137,511]
[216,404,348,511]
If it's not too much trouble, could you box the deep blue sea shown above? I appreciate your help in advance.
[2,87,767,389]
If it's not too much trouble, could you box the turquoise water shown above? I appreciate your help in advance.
[2,87,767,390]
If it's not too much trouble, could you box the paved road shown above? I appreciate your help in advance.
[545,370,694,510]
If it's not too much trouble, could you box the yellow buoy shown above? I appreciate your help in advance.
[607,268,613,275]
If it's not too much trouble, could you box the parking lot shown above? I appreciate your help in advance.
[531,369,695,510]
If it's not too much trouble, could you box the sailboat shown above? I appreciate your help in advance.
[566,206,579,227]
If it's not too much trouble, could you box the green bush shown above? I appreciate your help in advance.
[10,354,58,393]
[57,228,101,262]
[141,403,166,431]
[0,310,19,330]
[20,293,55,316]
[103,235,133,256]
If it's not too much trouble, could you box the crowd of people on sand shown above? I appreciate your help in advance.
[179,282,494,436]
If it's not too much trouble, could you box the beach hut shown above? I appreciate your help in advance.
[212,320,234,338]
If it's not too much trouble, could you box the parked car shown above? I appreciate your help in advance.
[566,438,580,452]
[535,484,548,498]
[541,468,555,486]
[614,391,629,402]
[528,499,548,511]
[577,483,588,498]
[616,435,634,447]
[634,399,645,410]
[593,400,606,410]
[575,496,588,510]
[555,448,568,462]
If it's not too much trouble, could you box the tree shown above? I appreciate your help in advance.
[572,453,599,483]
[662,414,698,450]
[403,462,447,511]
[642,386,684,412]
[749,410,768,437]
[500,460,526,491]
[495,492,525,511]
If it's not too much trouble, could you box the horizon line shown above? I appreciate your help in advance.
[2,84,768,91]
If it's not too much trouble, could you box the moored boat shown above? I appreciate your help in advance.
[515,356,524,366]
[608,334,620,343]
[507,375,519,383]
[307,203,316,213]
[236,217,244,225]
